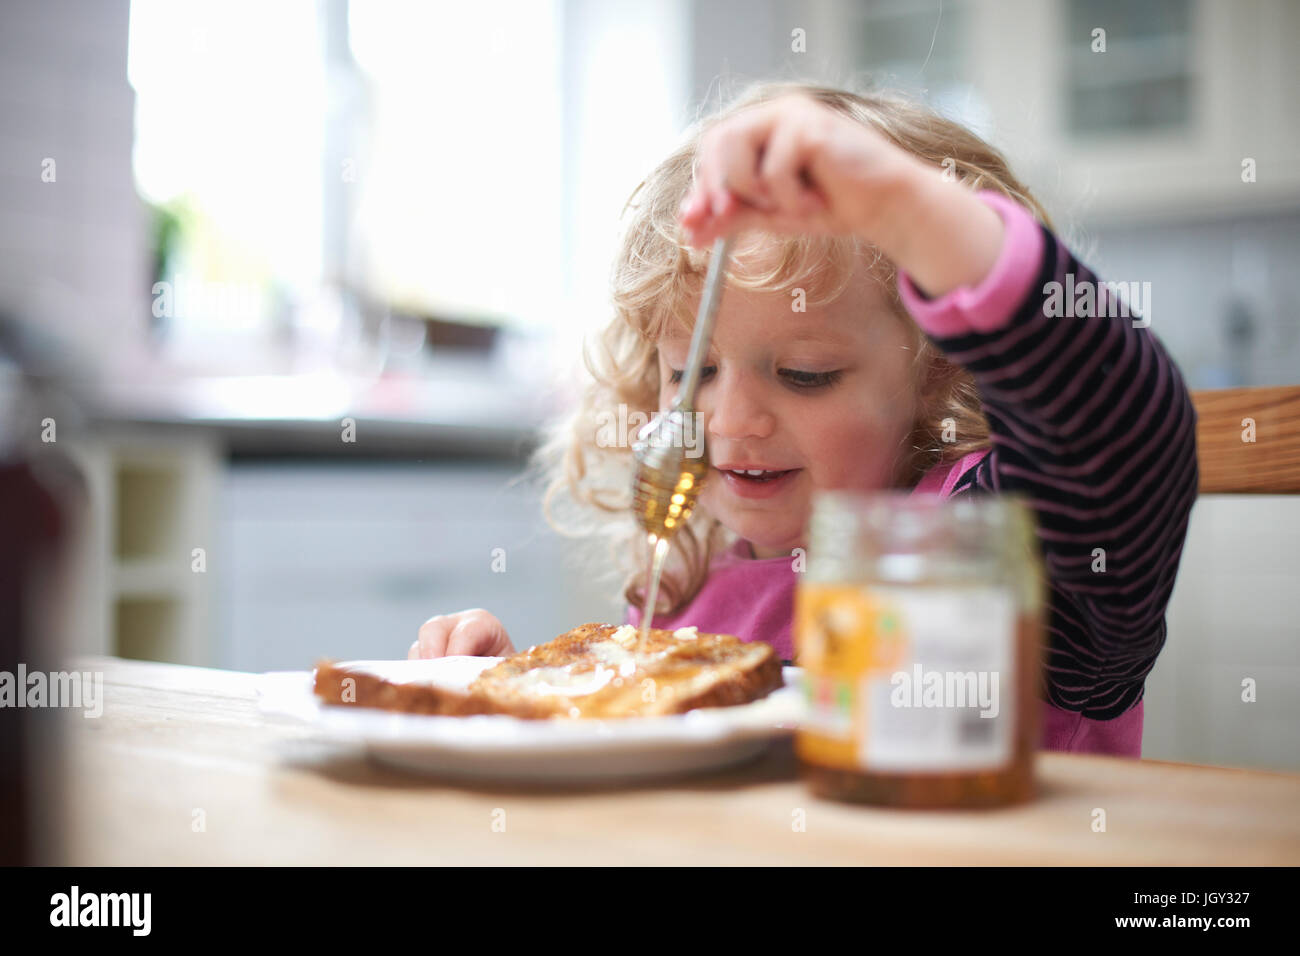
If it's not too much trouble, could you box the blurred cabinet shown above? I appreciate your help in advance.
[61,437,626,673]
[828,0,1300,224]
[979,0,1300,223]
[65,430,219,664]
[215,462,624,673]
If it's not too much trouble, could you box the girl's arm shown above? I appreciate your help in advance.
[896,188,1199,716]
[857,160,1009,300]
[899,188,1199,595]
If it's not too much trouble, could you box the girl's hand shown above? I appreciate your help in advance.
[678,93,919,246]
[678,93,1004,298]
[409,608,515,659]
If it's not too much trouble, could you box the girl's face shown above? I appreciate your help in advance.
[656,264,920,560]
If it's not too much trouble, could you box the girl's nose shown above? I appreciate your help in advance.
[703,370,776,441]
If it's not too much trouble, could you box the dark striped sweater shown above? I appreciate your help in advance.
[912,200,1199,720]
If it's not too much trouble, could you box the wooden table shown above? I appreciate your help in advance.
[54,657,1300,865]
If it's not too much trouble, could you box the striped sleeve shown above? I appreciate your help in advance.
[899,194,1199,719]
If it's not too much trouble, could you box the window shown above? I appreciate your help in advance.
[128,0,687,378]
[1065,0,1195,136]
[129,0,325,366]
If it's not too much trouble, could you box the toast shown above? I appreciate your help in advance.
[313,622,783,719]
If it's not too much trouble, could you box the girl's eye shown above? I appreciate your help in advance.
[667,366,715,384]
[780,369,843,389]
[667,367,842,389]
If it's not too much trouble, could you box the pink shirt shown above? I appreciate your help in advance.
[625,190,1145,758]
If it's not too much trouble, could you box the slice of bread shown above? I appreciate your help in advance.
[313,622,783,719]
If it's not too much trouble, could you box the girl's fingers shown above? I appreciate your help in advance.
[801,180,829,216]
[678,188,713,233]
[679,190,706,220]
[694,131,729,218]
[682,110,777,230]
[713,121,776,214]
[680,201,735,245]
[446,618,489,656]
[414,616,450,659]
[681,110,837,245]
[682,204,778,245]
[758,118,810,216]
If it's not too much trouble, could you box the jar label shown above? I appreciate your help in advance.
[796,583,1016,772]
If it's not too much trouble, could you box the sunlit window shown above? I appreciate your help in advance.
[128,0,692,381]
[348,0,565,330]
[128,0,324,360]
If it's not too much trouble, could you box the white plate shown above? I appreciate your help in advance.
[257,657,804,782]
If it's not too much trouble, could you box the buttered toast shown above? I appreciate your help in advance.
[313,622,783,719]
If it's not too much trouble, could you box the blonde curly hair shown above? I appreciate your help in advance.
[527,80,1055,620]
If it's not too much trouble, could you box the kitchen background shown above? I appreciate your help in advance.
[1,0,1296,770]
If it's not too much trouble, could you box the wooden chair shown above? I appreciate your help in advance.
[1191,386,1300,493]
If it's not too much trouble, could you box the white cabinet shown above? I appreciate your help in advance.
[64,429,220,664]
[1013,0,1300,225]
[826,0,1300,225]
[215,462,625,673]
[61,445,628,672]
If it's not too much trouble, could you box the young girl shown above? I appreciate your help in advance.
[411,82,1199,759]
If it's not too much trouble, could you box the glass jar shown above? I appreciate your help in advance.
[794,491,1046,809]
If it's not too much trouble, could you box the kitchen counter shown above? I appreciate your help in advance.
[58,657,1300,865]
[83,367,551,459]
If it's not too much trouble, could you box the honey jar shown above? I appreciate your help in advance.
[794,492,1046,808]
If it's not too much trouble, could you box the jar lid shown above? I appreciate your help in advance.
[810,490,1036,563]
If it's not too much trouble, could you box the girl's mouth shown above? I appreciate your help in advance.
[714,467,800,499]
